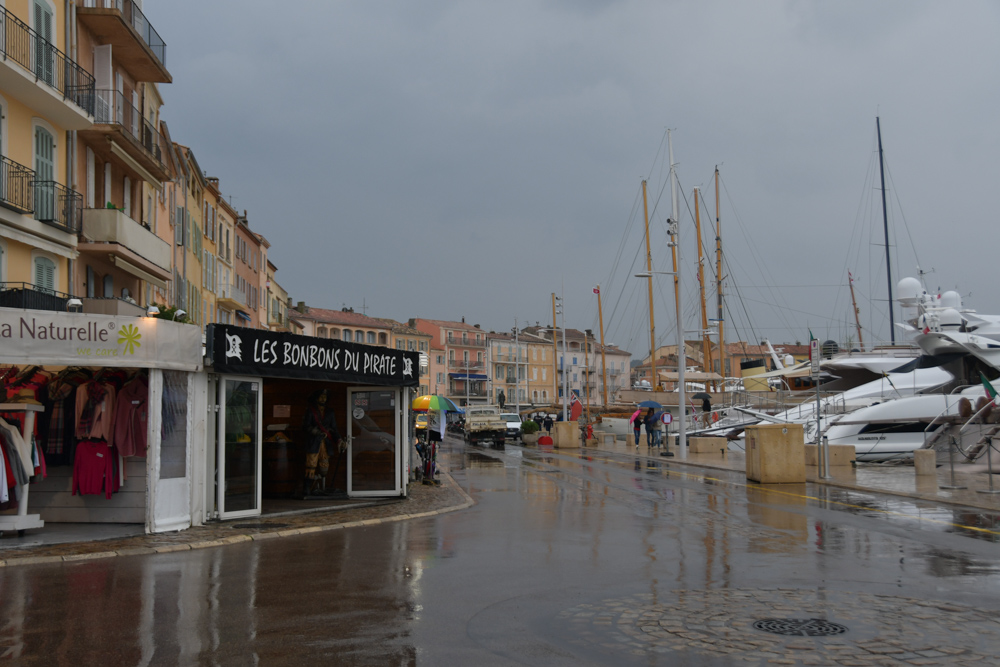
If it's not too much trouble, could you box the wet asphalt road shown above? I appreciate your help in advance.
[2,436,1000,666]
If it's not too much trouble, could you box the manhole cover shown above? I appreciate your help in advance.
[231,522,290,529]
[753,618,848,637]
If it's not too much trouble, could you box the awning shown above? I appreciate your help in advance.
[235,310,252,322]
[110,255,168,290]
[449,372,487,380]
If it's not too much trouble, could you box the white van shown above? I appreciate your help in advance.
[500,413,522,441]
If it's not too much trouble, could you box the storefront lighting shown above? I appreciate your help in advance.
[146,305,160,317]
[173,309,187,321]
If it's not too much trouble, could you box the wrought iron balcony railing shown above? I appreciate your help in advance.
[32,181,82,232]
[84,0,166,67]
[0,282,71,311]
[94,89,162,164]
[0,7,95,114]
[0,156,34,214]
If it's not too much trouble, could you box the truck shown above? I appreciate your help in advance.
[464,405,507,448]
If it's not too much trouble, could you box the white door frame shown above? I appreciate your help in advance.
[216,375,263,519]
[346,386,402,497]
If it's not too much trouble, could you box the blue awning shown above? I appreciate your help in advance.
[449,372,487,380]
[235,310,252,321]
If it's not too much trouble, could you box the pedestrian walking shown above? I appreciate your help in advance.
[651,412,663,448]
[630,409,642,449]
[543,414,553,435]
[701,395,712,428]
[643,407,657,448]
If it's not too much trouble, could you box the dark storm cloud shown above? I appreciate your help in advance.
[148,0,1000,352]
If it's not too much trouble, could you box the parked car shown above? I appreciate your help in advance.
[500,413,522,442]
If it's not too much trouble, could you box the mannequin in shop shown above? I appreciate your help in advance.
[301,389,343,498]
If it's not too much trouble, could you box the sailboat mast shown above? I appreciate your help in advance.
[715,167,725,382]
[694,188,711,379]
[642,179,657,388]
[597,285,608,407]
[849,270,864,351]
[877,116,895,344]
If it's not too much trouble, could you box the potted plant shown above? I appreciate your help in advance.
[521,419,540,446]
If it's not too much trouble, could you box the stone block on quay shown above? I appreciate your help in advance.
[688,436,728,454]
[914,449,937,476]
[804,444,856,467]
[745,423,805,484]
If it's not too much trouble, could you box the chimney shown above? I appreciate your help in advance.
[408,318,416,328]
[461,316,465,323]
[474,324,480,329]
[296,301,306,313]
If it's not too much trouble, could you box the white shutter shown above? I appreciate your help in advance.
[86,147,95,207]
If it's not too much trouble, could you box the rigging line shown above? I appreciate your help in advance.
[725,255,764,347]
[603,184,645,303]
[717,175,797,338]
[882,156,923,275]
[736,294,864,327]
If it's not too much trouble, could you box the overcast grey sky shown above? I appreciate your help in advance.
[149,1,1000,355]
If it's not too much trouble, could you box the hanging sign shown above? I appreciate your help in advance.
[0,307,203,370]
[208,324,419,387]
[810,339,821,377]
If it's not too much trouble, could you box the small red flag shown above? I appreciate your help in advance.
[593,287,600,294]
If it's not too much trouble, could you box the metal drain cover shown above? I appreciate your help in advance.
[753,618,848,637]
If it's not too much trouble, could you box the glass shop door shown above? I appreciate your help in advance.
[217,376,263,518]
[347,388,402,497]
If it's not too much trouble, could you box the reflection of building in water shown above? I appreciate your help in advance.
[745,485,809,554]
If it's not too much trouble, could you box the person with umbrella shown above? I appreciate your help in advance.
[642,407,658,448]
[630,409,642,449]
[694,392,712,428]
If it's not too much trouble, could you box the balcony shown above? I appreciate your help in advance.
[81,296,145,317]
[447,359,484,370]
[78,207,171,288]
[217,282,246,312]
[33,181,82,233]
[447,336,486,348]
[0,7,94,129]
[0,156,34,214]
[77,0,170,83]
[0,282,70,312]
[79,89,167,183]
[494,352,527,363]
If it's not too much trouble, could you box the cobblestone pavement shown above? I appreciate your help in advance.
[0,471,472,567]
[559,588,1000,666]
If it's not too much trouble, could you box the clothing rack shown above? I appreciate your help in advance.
[0,404,45,535]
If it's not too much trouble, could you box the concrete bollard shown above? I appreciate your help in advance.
[914,449,937,476]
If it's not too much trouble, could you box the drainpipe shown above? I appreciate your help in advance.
[65,0,76,296]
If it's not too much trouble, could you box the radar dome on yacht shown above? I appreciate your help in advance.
[940,291,962,309]
[783,354,794,367]
[939,308,963,329]
[897,277,922,307]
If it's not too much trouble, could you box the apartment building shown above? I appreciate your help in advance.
[232,211,262,328]
[409,318,488,406]
[213,185,237,324]
[73,0,171,316]
[264,260,291,332]
[375,318,432,395]
[290,304,392,344]
[0,0,93,308]
[521,326,632,407]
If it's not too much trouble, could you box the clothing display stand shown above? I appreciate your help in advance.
[0,403,45,535]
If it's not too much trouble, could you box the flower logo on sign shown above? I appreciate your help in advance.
[118,324,142,355]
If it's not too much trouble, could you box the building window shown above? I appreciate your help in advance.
[420,342,428,352]
[33,256,55,291]
[342,329,352,342]
[355,331,364,343]
[437,355,443,364]
[367,331,376,344]
[396,340,404,350]
[408,340,415,351]
[379,333,388,345]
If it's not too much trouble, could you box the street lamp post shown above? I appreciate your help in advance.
[554,295,568,422]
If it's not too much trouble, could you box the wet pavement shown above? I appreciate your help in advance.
[1,435,999,665]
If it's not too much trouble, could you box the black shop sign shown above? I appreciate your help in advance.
[207,324,419,387]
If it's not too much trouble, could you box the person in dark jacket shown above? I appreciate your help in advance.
[643,408,657,447]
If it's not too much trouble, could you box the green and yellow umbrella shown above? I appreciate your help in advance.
[411,394,461,413]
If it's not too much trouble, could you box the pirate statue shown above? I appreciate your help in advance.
[302,388,343,497]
